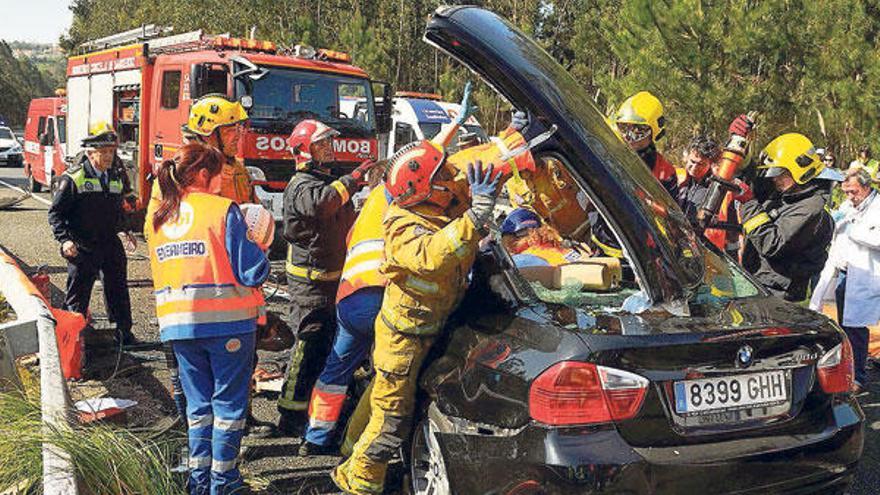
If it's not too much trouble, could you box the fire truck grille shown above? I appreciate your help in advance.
[244,159,296,183]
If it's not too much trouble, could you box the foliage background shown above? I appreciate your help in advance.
[0,42,60,128]
[4,0,879,161]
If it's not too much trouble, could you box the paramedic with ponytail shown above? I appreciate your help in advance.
[147,143,270,495]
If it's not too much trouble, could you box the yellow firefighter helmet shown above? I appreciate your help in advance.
[184,94,248,137]
[758,133,824,185]
[613,91,666,143]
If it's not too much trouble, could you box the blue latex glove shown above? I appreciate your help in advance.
[467,160,501,231]
[467,161,501,198]
[510,110,528,131]
[455,81,475,126]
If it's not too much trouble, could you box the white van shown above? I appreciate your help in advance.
[385,92,488,158]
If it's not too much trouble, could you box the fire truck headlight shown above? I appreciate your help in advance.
[240,95,253,110]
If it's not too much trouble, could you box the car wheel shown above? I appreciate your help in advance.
[28,171,42,193]
[411,417,451,495]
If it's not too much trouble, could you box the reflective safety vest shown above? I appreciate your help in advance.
[67,166,125,195]
[336,186,391,303]
[149,192,259,340]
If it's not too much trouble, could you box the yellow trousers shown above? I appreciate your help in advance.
[332,318,433,495]
[341,379,372,458]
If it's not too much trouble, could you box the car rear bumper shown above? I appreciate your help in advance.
[433,399,864,494]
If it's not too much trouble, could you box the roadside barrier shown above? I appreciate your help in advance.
[0,246,78,495]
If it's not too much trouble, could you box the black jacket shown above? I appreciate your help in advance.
[282,170,359,274]
[48,155,130,250]
[676,174,711,229]
[740,183,833,302]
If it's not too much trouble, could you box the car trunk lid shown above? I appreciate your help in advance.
[424,6,704,305]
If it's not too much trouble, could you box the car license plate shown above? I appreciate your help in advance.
[674,371,789,415]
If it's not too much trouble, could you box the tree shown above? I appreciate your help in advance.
[58,0,880,155]
[0,41,55,127]
[571,0,880,159]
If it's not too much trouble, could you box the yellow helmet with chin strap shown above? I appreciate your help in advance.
[613,91,666,143]
[758,133,824,185]
[184,94,248,137]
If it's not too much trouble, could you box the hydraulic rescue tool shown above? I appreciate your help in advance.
[698,112,758,250]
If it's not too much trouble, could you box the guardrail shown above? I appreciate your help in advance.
[0,246,78,495]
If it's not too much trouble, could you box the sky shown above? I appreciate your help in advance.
[0,0,73,44]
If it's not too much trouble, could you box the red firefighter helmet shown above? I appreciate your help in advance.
[287,119,340,166]
[385,140,447,207]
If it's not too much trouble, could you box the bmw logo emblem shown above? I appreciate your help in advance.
[737,345,754,368]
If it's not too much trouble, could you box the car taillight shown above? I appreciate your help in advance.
[817,341,854,394]
[529,361,648,426]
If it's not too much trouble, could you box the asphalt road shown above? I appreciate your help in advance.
[0,166,344,494]
[0,164,878,494]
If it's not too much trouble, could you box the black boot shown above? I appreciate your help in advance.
[276,410,306,437]
[297,440,338,457]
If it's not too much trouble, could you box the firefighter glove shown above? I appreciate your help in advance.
[351,159,377,185]
[732,178,754,203]
[729,114,754,137]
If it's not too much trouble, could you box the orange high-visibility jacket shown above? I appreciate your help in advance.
[336,186,391,304]
[149,192,260,340]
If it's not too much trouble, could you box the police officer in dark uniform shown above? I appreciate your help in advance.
[48,122,136,344]
[276,119,376,435]
[738,133,834,302]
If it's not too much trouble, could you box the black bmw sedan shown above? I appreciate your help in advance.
[407,6,864,495]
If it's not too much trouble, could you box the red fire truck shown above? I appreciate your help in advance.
[62,27,390,221]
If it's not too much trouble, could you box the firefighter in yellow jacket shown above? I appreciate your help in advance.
[331,128,502,492]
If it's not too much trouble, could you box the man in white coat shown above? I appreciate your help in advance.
[810,167,880,393]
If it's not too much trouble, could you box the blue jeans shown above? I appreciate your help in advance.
[174,331,255,495]
[836,273,869,386]
[304,287,384,446]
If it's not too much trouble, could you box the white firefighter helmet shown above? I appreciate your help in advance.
[239,203,275,250]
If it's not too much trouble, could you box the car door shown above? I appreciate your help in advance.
[150,63,186,163]
[424,6,705,305]
[43,117,55,182]
[32,115,47,181]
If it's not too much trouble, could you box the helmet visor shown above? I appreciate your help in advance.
[758,166,786,179]
[617,123,652,145]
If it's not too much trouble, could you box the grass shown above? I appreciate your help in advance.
[0,388,186,495]
[0,293,14,324]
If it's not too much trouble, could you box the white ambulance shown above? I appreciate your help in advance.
[384,91,488,158]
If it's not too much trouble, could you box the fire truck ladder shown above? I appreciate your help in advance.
[78,24,173,53]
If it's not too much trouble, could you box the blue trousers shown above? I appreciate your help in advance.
[305,287,383,446]
[836,274,869,386]
[174,331,255,495]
